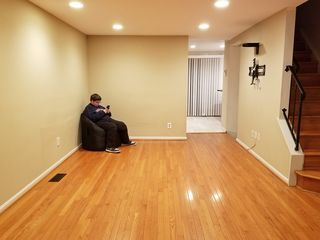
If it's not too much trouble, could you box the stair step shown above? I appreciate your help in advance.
[301,130,320,136]
[293,36,320,192]
[297,73,320,86]
[290,116,320,131]
[294,52,312,62]
[305,87,320,101]
[302,101,320,116]
[304,150,320,155]
[289,100,320,116]
[296,170,320,193]
[294,32,304,40]
[304,151,320,170]
[300,130,320,150]
[294,42,307,51]
[297,62,318,73]
[290,87,320,101]
[294,50,312,55]
[297,170,320,179]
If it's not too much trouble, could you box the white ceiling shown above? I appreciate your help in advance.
[29,0,306,52]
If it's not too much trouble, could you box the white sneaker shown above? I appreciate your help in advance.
[105,147,121,153]
[124,141,137,146]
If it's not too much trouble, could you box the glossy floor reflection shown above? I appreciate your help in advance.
[1,134,320,239]
[187,117,226,133]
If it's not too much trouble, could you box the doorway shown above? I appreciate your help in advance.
[186,55,225,133]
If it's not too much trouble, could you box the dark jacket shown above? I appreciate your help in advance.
[83,103,111,123]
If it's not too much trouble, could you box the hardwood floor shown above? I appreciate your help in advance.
[1,134,320,239]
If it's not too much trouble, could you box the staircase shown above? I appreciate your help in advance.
[291,33,320,193]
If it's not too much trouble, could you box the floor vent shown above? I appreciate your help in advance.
[49,173,66,182]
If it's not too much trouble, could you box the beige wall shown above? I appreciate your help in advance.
[0,0,88,206]
[227,9,297,179]
[221,41,240,137]
[189,51,224,56]
[87,36,188,137]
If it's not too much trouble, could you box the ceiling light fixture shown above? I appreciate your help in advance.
[69,1,84,9]
[190,45,196,49]
[214,0,230,8]
[112,23,123,31]
[198,23,210,31]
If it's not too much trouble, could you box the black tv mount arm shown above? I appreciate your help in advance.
[242,42,260,55]
[249,58,266,85]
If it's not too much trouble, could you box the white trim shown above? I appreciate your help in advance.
[188,55,224,59]
[277,118,304,155]
[236,138,289,185]
[0,145,81,214]
[277,118,304,186]
[130,136,187,140]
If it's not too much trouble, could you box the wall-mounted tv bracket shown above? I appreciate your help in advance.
[249,58,266,85]
[242,42,260,55]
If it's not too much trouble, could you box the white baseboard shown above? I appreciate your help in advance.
[0,145,81,214]
[130,136,187,140]
[236,138,289,185]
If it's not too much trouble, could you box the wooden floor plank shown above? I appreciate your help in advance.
[1,133,320,239]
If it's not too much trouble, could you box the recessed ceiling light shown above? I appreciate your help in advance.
[112,23,123,31]
[214,0,230,8]
[69,1,84,9]
[198,23,210,31]
[190,45,196,49]
[220,44,225,49]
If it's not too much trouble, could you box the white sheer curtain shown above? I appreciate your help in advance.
[187,56,224,117]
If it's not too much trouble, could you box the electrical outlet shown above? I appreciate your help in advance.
[251,130,259,139]
[56,137,61,147]
[167,122,172,129]
[251,130,255,138]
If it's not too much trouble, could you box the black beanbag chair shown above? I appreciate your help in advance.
[80,113,106,151]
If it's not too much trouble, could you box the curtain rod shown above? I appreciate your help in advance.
[188,55,224,58]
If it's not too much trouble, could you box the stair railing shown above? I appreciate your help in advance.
[282,65,305,151]
[292,56,300,73]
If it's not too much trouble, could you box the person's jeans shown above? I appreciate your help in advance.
[97,119,130,148]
